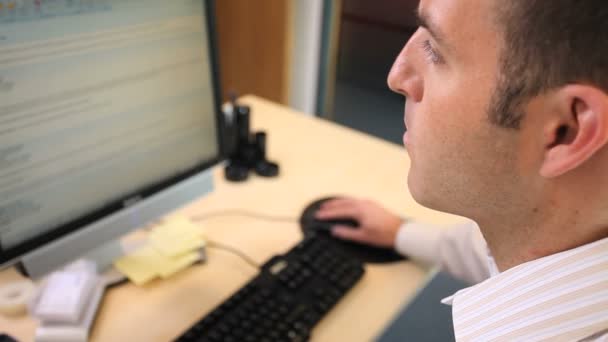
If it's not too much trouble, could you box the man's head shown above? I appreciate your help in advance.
[388,0,608,234]
[491,1,608,129]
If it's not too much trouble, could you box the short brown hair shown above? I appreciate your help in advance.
[490,0,608,129]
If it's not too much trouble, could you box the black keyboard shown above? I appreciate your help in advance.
[175,234,365,342]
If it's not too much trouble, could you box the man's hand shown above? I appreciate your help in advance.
[315,197,404,248]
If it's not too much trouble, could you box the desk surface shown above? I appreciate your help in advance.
[0,95,463,342]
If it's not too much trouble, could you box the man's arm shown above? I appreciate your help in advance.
[316,198,492,284]
[395,220,492,284]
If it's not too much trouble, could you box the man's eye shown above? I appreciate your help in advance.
[420,39,444,64]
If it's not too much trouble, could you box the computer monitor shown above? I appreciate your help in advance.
[0,0,224,278]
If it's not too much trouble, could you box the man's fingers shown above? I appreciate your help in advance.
[315,205,360,220]
[317,198,363,220]
[320,197,358,210]
[331,225,369,243]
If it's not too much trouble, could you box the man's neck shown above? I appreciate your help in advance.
[478,209,608,272]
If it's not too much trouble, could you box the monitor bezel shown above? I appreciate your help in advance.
[0,0,225,267]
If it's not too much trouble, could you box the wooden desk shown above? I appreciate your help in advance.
[0,95,463,341]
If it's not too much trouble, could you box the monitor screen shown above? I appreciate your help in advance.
[0,0,222,266]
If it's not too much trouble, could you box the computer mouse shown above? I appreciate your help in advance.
[299,197,406,264]
[299,197,359,232]
[0,334,18,342]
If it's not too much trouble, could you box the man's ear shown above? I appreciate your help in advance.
[540,85,608,178]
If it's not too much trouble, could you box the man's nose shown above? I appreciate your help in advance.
[387,38,423,102]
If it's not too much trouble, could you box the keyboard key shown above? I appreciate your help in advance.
[207,331,221,341]
[233,328,246,339]
[217,323,230,334]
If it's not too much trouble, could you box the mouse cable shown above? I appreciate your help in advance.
[190,210,297,224]
[206,239,261,269]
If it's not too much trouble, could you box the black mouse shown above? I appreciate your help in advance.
[300,197,406,264]
[299,196,359,232]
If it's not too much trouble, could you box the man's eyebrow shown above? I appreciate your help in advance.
[415,9,448,48]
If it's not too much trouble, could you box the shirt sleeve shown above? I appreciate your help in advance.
[394,220,491,284]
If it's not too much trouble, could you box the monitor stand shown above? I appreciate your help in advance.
[18,168,215,279]
[19,230,143,282]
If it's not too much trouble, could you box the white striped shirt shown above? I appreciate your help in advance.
[396,221,608,341]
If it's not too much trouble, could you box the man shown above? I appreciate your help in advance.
[316,0,608,340]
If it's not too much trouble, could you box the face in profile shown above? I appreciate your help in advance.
[387,0,525,220]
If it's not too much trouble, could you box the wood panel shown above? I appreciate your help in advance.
[215,0,291,104]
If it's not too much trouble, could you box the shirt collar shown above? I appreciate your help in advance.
[442,236,608,341]
[442,236,608,305]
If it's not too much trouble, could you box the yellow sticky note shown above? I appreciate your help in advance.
[149,235,205,258]
[152,216,202,238]
[157,251,200,278]
[114,246,163,286]
[114,216,205,285]
[148,216,205,257]
[114,246,200,285]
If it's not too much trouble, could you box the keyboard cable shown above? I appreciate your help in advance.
[205,239,261,270]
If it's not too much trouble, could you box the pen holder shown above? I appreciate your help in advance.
[224,101,279,182]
